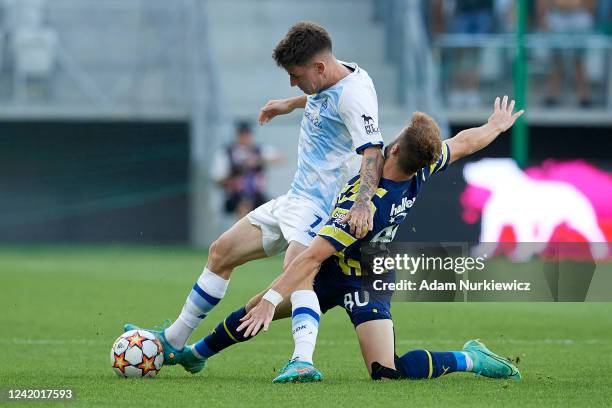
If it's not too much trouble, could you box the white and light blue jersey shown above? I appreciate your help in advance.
[288,62,384,215]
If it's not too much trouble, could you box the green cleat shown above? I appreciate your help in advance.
[463,339,521,380]
[123,322,184,366]
[272,359,323,383]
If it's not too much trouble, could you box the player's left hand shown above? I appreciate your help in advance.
[488,95,525,133]
[237,300,275,337]
[342,199,374,239]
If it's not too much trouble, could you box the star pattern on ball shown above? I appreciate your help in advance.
[127,332,146,348]
[137,354,157,376]
[113,353,129,374]
[154,338,163,354]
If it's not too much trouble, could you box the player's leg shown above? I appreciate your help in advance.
[354,321,520,380]
[346,283,398,379]
[355,319,471,380]
[272,254,342,383]
[161,217,268,351]
[267,240,325,383]
[355,319,397,377]
[180,266,335,375]
[346,274,481,381]
[264,197,326,382]
[185,197,323,378]
[283,241,322,366]
[161,193,293,352]
[545,52,563,105]
[395,339,521,380]
[206,215,270,279]
[180,292,293,374]
[125,198,283,364]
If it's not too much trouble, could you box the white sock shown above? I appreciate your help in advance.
[462,351,474,371]
[290,290,321,365]
[164,267,229,349]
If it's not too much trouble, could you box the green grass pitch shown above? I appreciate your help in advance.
[1,246,611,407]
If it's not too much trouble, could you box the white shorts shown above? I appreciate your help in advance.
[247,194,329,256]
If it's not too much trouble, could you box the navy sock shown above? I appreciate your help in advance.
[395,350,468,379]
[193,307,250,359]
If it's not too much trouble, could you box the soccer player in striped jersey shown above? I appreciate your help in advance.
[234,96,524,381]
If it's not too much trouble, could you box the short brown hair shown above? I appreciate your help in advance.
[273,21,332,68]
[395,112,442,175]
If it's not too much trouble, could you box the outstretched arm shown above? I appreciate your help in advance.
[258,95,308,125]
[446,95,524,165]
[237,237,336,337]
[343,146,384,239]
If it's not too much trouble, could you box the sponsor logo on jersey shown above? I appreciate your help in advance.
[390,197,416,216]
[389,213,407,224]
[361,113,379,135]
[304,98,329,129]
[305,108,323,129]
[331,211,347,224]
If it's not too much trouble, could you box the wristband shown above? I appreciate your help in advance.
[262,289,283,307]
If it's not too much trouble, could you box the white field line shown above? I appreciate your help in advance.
[1,338,610,346]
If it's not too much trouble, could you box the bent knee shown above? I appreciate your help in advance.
[208,234,239,270]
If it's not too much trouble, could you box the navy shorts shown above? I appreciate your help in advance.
[313,258,394,327]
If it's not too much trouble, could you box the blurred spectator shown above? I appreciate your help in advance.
[211,120,283,220]
[3,0,57,101]
[433,0,496,107]
[492,0,541,33]
[493,0,515,33]
[537,0,596,107]
[595,0,612,34]
[450,0,495,33]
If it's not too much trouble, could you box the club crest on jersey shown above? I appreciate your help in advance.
[320,98,328,111]
[390,197,415,216]
[361,113,379,135]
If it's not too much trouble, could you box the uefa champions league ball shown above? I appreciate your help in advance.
[110,330,164,378]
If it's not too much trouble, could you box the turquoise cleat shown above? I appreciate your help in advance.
[272,359,323,383]
[180,345,207,374]
[123,322,184,367]
[463,339,521,380]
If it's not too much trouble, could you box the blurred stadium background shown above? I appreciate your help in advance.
[0,0,610,248]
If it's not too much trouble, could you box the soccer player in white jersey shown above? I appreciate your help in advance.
[124,21,385,379]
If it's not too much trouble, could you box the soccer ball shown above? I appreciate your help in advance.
[110,330,164,378]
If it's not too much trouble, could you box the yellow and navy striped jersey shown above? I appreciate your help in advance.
[318,142,451,276]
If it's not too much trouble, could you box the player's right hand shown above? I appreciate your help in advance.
[237,299,275,337]
[258,99,294,125]
[342,199,374,239]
